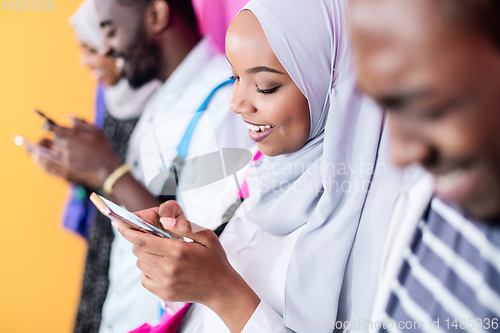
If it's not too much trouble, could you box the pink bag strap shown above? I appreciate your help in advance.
[129,303,190,333]
[237,151,263,200]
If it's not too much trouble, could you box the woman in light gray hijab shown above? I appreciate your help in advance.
[113,0,402,332]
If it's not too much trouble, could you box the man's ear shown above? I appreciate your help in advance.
[145,0,170,34]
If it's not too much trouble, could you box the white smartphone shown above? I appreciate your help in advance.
[14,134,62,163]
[90,192,178,239]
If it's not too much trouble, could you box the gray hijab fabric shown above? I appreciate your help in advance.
[240,0,337,236]
[242,0,401,332]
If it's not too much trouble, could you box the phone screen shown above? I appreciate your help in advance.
[94,194,176,239]
[14,135,63,163]
[99,195,153,230]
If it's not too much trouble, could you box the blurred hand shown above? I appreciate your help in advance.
[34,118,122,190]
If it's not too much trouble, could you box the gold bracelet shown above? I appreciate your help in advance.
[103,164,131,194]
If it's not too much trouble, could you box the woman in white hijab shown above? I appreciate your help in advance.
[114,0,402,332]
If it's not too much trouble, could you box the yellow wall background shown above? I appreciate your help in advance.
[0,2,95,332]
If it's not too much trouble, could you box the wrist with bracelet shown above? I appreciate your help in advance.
[102,164,131,194]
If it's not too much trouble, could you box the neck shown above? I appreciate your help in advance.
[157,18,201,83]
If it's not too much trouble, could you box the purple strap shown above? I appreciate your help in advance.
[61,83,107,239]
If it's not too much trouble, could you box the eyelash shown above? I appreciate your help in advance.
[256,85,282,94]
[229,76,282,94]
[107,30,116,38]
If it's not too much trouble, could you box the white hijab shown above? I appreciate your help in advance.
[240,0,335,236]
[69,0,103,50]
[69,0,160,120]
[242,0,402,332]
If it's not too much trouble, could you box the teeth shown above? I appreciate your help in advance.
[116,57,125,71]
[246,123,275,133]
[435,169,466,194]
[247,123,259,133]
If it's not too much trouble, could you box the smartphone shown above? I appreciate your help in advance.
[14,134,62,163]
[90,193,178,239]
[35,109,58,126]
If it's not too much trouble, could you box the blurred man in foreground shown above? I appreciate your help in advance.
[352,0,500,330]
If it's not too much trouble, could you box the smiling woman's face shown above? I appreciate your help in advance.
[225,10,311,157]
[77,37,120,87]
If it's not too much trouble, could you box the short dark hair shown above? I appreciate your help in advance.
[116,0,199,33]
[435,0,500,50]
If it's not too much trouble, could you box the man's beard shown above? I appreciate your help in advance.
[124,28,163,89]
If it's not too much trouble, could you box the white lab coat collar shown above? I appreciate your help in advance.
[159,37,219,96]
[369,165,434,332]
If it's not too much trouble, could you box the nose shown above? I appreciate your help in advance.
[229,83,256,115]
[388,113,433,169]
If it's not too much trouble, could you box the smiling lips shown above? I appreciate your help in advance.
[244,121,276,142]
[433,167,474,203]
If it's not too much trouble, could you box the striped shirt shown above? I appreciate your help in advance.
[380,198,500,333]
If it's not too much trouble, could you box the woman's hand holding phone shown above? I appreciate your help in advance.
[113,200,261,333]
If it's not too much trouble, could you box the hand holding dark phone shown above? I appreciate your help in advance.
[35,109,58,126]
